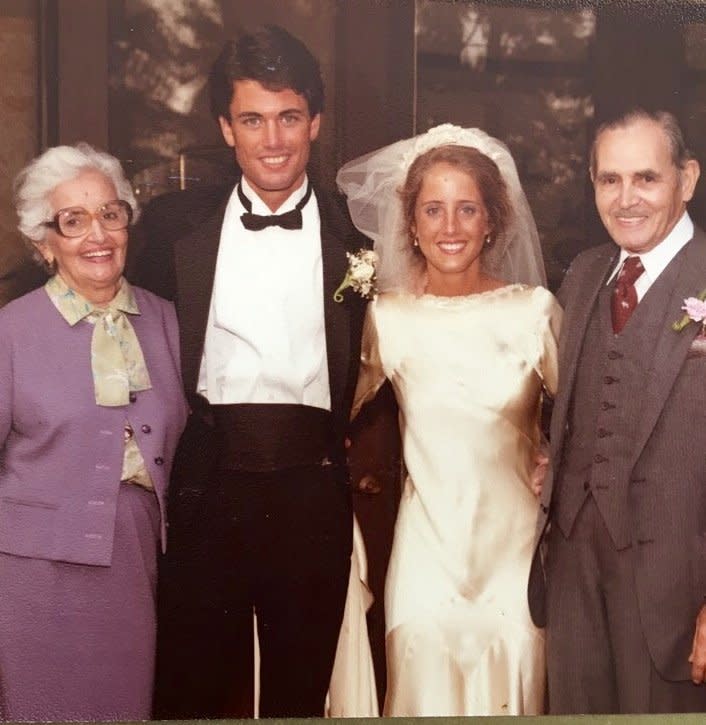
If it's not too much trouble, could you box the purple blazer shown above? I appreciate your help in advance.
[0,285,188,566]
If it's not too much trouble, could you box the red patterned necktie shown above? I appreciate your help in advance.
[611,255,644,333]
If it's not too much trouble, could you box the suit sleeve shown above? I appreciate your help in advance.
[162,298,185,392]
[129,197,178,301]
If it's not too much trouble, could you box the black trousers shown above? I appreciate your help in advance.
[154,431,353,718]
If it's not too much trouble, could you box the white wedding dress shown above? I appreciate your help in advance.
[354,285,561,716]
[326,517,379,717]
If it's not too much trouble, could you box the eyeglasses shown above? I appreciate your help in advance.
[43,200,133,238]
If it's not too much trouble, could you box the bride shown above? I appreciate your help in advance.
[337,124,562,716]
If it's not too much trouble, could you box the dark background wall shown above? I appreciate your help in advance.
[2,0,705,303]
[0,0,40,306]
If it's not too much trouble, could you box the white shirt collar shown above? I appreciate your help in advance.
[240,175,310,216]
[607,211,694,285]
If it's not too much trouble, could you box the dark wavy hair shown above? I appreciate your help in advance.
[209,24,324,121]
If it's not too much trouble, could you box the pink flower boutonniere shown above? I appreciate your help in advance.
[333,249,378,303]
[673,289,706,332]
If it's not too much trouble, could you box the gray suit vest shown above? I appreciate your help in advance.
[554,254,685,549]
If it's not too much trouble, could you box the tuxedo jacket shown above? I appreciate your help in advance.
[529,226,706,680]
[133,181,370,454]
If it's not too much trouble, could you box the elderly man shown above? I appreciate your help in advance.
[529,108,706,713]
[137,25,370,719]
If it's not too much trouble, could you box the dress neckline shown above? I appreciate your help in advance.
[418,283,528,303]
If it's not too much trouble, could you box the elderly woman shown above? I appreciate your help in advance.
[0,143,187,720]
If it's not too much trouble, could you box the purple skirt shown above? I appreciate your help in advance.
[0,483,159,721]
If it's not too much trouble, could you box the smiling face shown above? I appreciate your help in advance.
[592,118,700,254]
[39,169,128,305]
[218,79,320,212]
[412,161,490,295]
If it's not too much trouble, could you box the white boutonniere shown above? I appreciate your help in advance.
[333,249,378,302]
[674,289,706,332]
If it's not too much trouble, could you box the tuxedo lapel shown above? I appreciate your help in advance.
[319,196,352,417]
[174,198,228,393]
[630,231,706,463]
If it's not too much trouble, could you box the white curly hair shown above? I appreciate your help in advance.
[14,142,138,266]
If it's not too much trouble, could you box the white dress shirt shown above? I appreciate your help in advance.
[198,176,331,409]
[606,212,694,301]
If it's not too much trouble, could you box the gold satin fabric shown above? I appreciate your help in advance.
[354,285,561,716]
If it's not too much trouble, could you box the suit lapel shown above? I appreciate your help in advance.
[630,230,706,463]
[319,194,351,416]
[174,197,228,393]
[551,246,618,457]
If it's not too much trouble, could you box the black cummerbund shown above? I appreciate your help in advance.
[211,403,341,471]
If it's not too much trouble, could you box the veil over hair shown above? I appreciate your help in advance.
[336,124,546,293]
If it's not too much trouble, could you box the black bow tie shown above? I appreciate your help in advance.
[238,182,312,231]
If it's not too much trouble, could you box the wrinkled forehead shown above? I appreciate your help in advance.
[49,169,117,212]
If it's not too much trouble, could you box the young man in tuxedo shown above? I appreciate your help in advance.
[136,25,370,718]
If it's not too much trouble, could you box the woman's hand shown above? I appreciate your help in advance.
[529,445,549,498]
